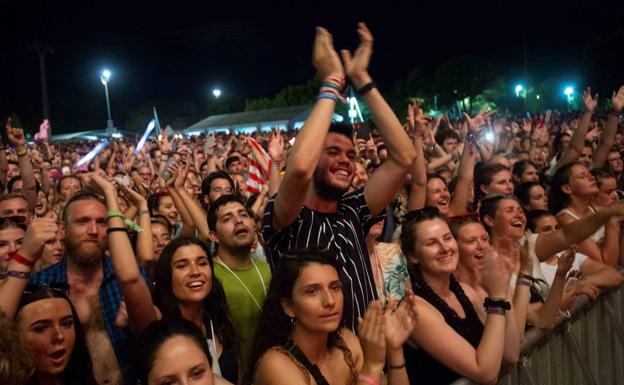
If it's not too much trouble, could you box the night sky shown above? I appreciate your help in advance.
[1,0,623,134]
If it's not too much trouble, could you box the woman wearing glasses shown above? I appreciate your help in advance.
[0,217,96,385]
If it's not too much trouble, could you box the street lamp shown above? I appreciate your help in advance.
[563,86,574,97]
[100,69,116,134]
[212,88,222,98]
[515,84,524,97]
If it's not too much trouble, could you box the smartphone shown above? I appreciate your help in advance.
[160,141,180,181]
[357,123,371,139]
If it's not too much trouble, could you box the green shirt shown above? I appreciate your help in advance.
[214,258,271,366]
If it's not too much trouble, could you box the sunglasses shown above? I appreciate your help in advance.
[0,215,27,230]
[446,212,481,223]
[24,282,70,295]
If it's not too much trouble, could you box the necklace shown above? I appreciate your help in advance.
[215,256,267,311]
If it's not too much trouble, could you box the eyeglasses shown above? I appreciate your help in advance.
[403,207,440,224]
[0,215,27,230]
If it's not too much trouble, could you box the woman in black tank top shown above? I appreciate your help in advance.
[399,208,514,385]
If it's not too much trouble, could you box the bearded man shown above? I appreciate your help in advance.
[30,192,144,384]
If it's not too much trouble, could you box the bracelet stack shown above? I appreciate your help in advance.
[484,297,511,315]
[318,75,346,103]
[517,272,533,287]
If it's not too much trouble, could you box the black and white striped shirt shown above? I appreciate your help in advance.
[262,188,381,331]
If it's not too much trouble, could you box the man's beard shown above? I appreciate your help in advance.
[65,237,106,267]
[313,168,349,202]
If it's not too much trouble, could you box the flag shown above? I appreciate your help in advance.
[244,136,270,195]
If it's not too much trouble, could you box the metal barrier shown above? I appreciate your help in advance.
[451,284,624,385]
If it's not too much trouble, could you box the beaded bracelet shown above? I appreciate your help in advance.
[0,270,31,279]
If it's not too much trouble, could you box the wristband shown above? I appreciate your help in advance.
[486,307,506,315]
[609,110,622,118]
[357,82,377,96]
[107,211,144,232]
[107,210,125,219]
[16,147,28,157]
[387,362,406,370]
[516,278,532,287]
[107,227,128,234]
[9,251,35,268]
[357,373,380,385]
[137,209,150,217]
[318,93,338,102]
[484,297,511,311]
[0,270,32,279]
[517,272,534,282]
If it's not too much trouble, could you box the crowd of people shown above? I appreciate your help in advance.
[1,22,624,385]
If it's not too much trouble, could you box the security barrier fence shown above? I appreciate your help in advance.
[451,283,624,385]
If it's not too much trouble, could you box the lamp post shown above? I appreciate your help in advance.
[212,88,222,98]
[100,69,116,135]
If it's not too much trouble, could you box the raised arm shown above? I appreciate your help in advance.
[593,86,624,168]
[527,248,574,329]
[406,101,427,211]
[7,119,37,209]
[271,27,344,230]
[557,88,597,169]
[535,203,624,261]
[343,23,417,215]
[89,173,156,333]
[119,183,154,266]
[0,218,57,319]
[267,128,285,197]
[172,163,212,243]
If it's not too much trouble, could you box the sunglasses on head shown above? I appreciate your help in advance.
[446,212,481,223]
[0,215,27,230]
[24,282,70,295]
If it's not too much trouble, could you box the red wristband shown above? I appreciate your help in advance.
[10,251,35,268]
[357,373,380,385]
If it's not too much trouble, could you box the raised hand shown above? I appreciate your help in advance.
[555,246,576,278]
[19,218,59,261]
[480,248,511,298]
[119,182,147,208]
[173,161,190,189]
[358,300,386,370]
[463,107,496,135]
[312,27,344,80]
[384,290,417,350]
[268,128,285,162]
[159,128,171,154]
[6,117,26,148]
[340,22,373,87]
[611,85,624,112]
[582,87,599,113]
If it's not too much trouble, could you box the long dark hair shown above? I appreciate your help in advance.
[246,248,343,383]
[135,318,212,385]
[17,287,96,385]
[548,161,580,214]
[152,237,239,357]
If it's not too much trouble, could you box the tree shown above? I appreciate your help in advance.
[245,79,320,111]
[434,56,495,113]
